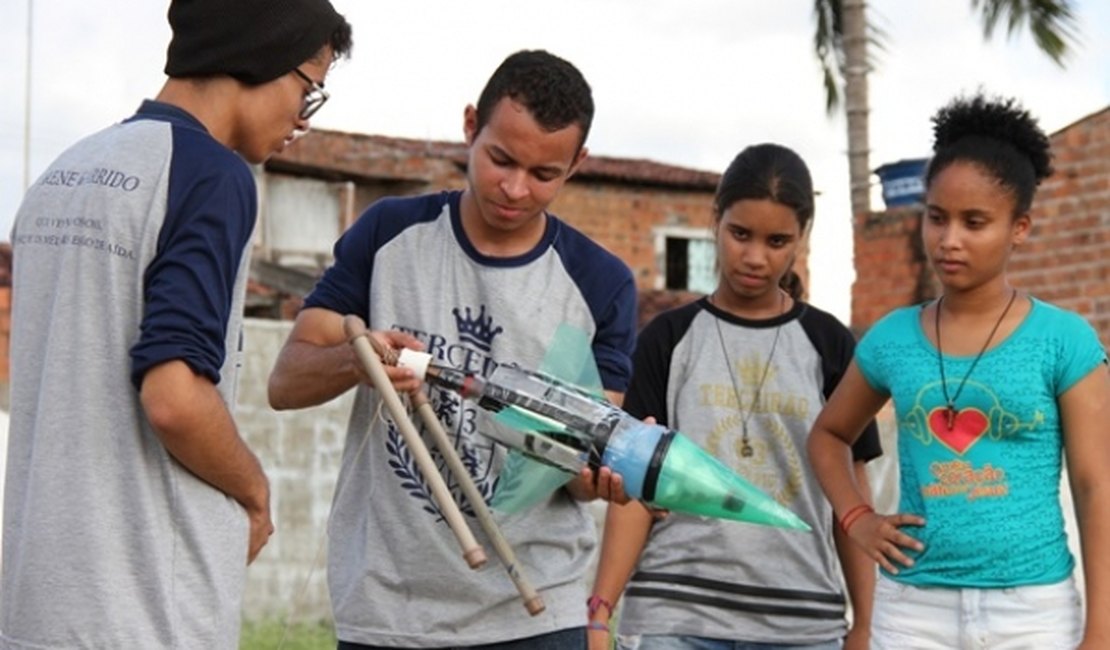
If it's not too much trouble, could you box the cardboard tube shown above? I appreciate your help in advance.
[343,316,486,569]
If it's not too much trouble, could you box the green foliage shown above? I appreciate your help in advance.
[971,0,1079,65]
[813,0,887,114]
[814,0,1079,113]
[239,618,336,650]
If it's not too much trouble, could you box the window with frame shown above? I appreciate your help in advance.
[655,227,716,294]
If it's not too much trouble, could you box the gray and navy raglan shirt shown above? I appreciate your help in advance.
[617,297,881,645]
[3,101,254,649]
[304,191,636,646]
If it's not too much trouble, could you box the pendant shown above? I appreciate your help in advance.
[740,423,754,457]
[946,404,956,430]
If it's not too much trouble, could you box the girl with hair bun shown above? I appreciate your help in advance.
[589,143,882,650]
[808,93,1110,648]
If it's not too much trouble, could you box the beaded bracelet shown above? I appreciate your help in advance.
[839,503,874,535]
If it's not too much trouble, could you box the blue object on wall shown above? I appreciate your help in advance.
[874,158,929,208]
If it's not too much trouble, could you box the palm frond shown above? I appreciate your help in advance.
[813,0,842,113]
[970,0,1079,65]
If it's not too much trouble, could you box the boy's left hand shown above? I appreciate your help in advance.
[567,465,630,504]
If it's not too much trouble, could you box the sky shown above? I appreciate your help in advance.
[2,1,1108,322]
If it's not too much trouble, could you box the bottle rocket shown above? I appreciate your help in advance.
[397,351,810,531]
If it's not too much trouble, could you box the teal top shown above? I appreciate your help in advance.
[856,297,1107,588]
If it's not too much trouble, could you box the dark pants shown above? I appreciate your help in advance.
[338,626,587,650]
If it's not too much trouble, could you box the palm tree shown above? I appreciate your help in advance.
[813,0,1080,216]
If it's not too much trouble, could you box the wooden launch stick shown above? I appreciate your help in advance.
[408,389,546,616]
[343,315,487,570]
[351,324,545,615]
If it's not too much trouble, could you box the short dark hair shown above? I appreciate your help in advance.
[474,50,594,150]
[325,16,354,63]
[925,93,1052,216]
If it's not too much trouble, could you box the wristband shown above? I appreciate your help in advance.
[839,504,874,534]
[587,594,613,619]
[587,620,609,632]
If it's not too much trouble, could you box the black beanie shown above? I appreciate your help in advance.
[165,0,344,85]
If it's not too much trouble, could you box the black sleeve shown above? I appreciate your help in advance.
[623,301,702,426]
[798,304,883,462]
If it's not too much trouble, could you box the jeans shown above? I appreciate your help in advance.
[337,626,586,649]
[871,574,1082,649]
[615,635,841,650]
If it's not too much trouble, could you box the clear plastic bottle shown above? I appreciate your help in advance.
[402,352,810,529]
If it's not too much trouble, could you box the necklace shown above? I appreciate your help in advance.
[713,291,786,458]
[934,288,1018,429]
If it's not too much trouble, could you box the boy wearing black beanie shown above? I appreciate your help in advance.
[1,2,351,648]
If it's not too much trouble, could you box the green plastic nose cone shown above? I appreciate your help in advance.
[650,432,811,531]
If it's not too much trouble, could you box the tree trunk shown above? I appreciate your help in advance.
[841,0,871,217]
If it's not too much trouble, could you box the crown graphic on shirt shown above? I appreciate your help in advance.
[453,305,504,352]
[737,355,776,386]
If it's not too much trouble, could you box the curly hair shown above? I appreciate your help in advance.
[925,93,1053,215]
[474,50,594,151]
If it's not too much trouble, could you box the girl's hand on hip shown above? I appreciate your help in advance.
[850,512,925,574]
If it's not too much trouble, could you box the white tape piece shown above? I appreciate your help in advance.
[397,348,433,380]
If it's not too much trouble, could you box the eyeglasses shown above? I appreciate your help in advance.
[292,68,329,120]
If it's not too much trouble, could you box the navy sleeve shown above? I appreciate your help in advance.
[591,271,637,393]
[302,207,375,319]
[553,222,638,393]
[304,193,447,319]
[798,304,883,462]
[130,135,256,389]
[623,301,701,425]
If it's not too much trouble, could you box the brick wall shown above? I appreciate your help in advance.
[851,106,1110,347]
[264,130,812,328]
[553,181,811,306]
[551,181,712,289]
[850,207,935,333]
[1008,107,1110,342]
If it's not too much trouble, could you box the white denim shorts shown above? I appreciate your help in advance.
[871,573,1082,649]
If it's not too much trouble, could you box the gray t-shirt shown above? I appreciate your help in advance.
[2,102,254,649]
[304,191,637,646]
[618,298,881,644]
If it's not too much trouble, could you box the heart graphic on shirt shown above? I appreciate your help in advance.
[927,407,989,455]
